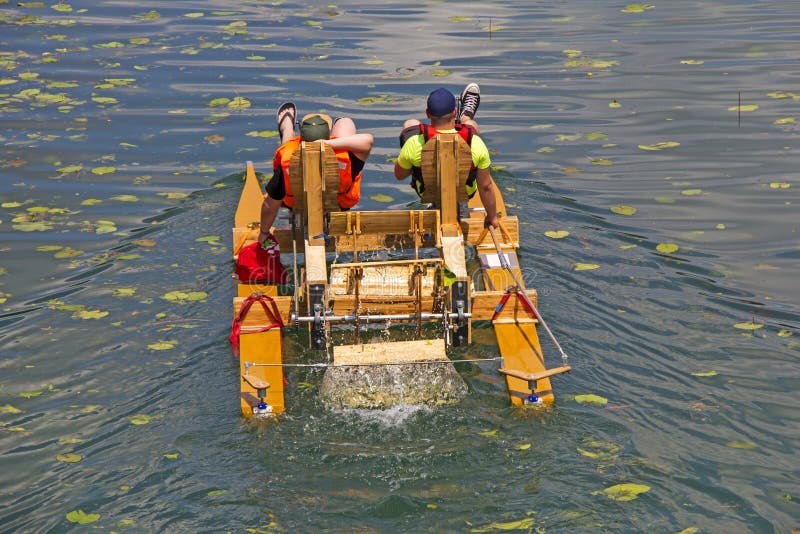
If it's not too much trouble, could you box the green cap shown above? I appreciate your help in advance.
[300,113,332,141]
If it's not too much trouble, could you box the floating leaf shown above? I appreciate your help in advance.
[728,104,758,112]
[207,489,228,497]
[19,390,43,398]
[432,69,451,77]
[370,194,393,203]
[208,97,230,107]
[591,158,613,166]
[562,49,582,58]
[129,414,153,425]
[148,341,176,350]
[774,118,796,125]
[196,235,221,244]
[596,483,650,501]
[734,321,763,330]
[680,59,704,65]
[81,198,102,206]
[246,130,279,138]
[163,290,207,302]
[618,244,637,250]
[638,141,680,151]
[515,443,531,451]
[584,132,608,140]
[471,518,535,532]
[681,189,702,196]
[573,263,600,271]
[74,310,109,320]
[691,371,718,377]
[1,404,22,414]
[92,96,118,105]
[777,329,792,338]
[577,438,621,460]
[769,182,791,189]
[544,230,569,239]
[656,243,679,254]
[610,205,637,216]
[92,166,116,175]
[110,194,137,202]
[57,165,83,173]
[13,221,54,232]
[609,100,621,108]
[66,510,100,524]
[479,429,499,437]
[54,247,83,259]
[113,288,136,297]
[622,4,654,13]
[57,453,82,463]
[726,441,757,450]
[58,437,85,445]
[574,394,608,405]
[716,223,726,230]
[164,452,180,459]
[228,97,251,110]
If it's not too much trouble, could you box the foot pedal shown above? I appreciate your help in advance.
[498,365,571,392]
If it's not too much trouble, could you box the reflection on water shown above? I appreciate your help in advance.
[0,1,798,532]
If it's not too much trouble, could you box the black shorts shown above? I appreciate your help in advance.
[265,151,365,203]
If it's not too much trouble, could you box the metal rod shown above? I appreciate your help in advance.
[291,311,472,324]
[244,356,502,369]
[488,226,569,366]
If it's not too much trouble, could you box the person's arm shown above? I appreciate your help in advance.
[325,133,374,162]
[476,167,498,228]
[394,161,411,180]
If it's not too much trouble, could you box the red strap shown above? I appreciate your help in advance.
[491,288,540,322]
[491,290,513,321]
[229,294,284,357]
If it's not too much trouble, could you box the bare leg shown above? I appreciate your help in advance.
[278,104,296,144]
[260,195,283,234]
[459,116,480,135]
[331,117,357,137]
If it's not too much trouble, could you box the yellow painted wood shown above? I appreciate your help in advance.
[239,330,285,415]
[237,284,278,298]
[461,216,519,248]
[232,295,293,326]
[328,210,440,238]
[493,322,554,405]
[471,289,538,321]
[234,161,265,229]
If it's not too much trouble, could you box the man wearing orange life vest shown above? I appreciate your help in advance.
[259,103,374,251]
[394,84,498,230]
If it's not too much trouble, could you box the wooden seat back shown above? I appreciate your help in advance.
[288,141,341,216]
[419,134,472,227]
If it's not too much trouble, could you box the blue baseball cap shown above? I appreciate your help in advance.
[426,87,456,117]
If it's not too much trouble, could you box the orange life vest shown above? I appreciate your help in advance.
[272,136,361,209]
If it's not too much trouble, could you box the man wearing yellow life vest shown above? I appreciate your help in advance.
[259,103,374,252]
[394,84,498,230]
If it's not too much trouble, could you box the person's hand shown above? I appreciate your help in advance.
[484,214,499,229]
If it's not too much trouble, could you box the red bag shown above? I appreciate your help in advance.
[235,241,287,284]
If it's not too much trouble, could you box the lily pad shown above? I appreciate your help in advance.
[573,263,600,271]
[370,193,393,203]
[57,453,82,463]
[656,243,679,254]
[733,321,763,330]
[544,230,569,239]
[66,510,100,524]
[610,205,637,216]
[726,441,757,450]
[638,141,680,151]
[148,341,176,350]
[470,518,535,532]
[129,414,153,425]
[74,310,108,320]
[574,394,608,405]
[691,371,718,377]
[596,483,651,501]
[92,166,116,175]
